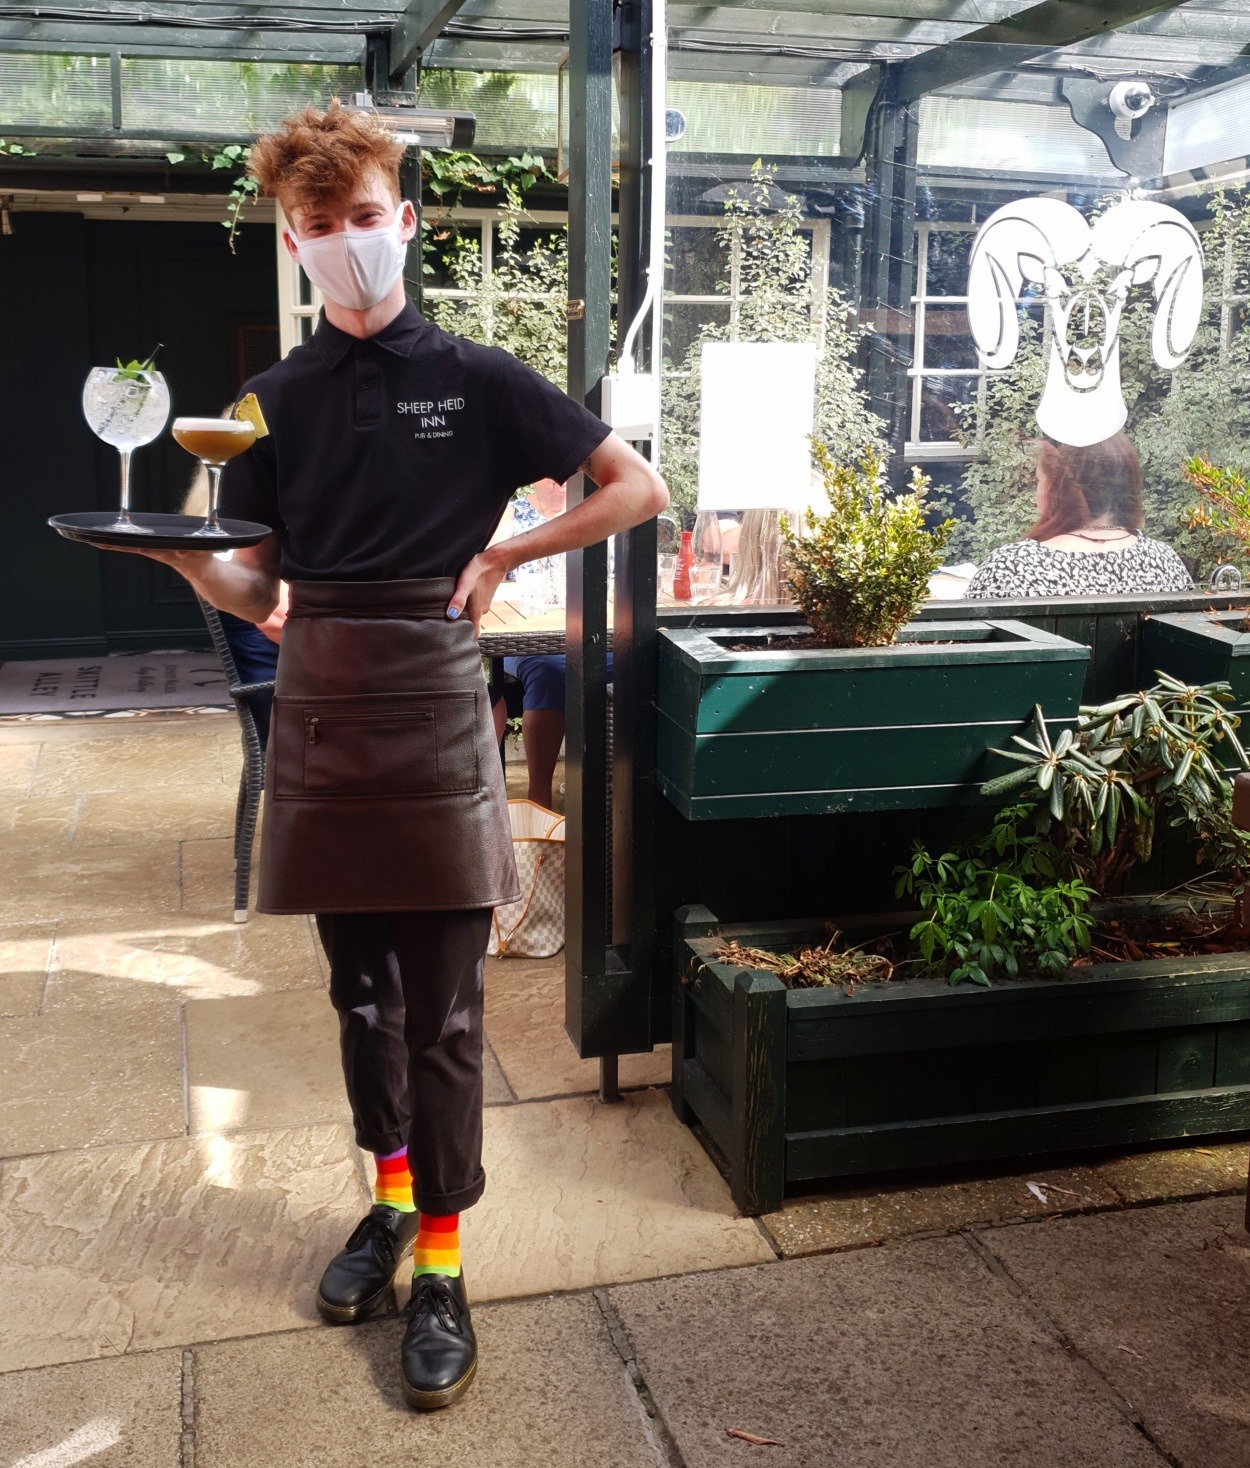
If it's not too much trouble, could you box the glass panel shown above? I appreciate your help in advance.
[664,302,731,366]
[492,224,567,290]
[925,231,975,299]
[121,59,355,134]
[297,266,315,310]
[657,25,1250,602]
[666,79,842,159]
[923,309,980,370]
[0,54,112,129]
[668,226,730,297]
[919,376,979,444]
[419,70,560,152]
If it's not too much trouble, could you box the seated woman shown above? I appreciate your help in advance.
[964,433,1193,599]
[184,457,285,747]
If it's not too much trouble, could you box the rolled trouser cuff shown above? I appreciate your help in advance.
[414,1168,486,1216]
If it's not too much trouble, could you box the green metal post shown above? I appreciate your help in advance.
[565,0,621,1067]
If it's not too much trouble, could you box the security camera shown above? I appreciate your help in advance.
[1108,81,1156,121]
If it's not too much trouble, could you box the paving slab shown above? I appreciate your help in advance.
[192,1292,658,1468]
[28,732,228,797]
[394,1089,773,1307]
[482,1036,513,1106]
[980,1196,1250,1468]
[179,838,243,917]
[485,954,670,1100]
[610,1236,1159,1468]
[0,1002,183,1155]
[0,744,38,793]
[0,1124,368,1371]
[1095,1140,1250,1204]
[0,842,181,925]
[0,1349,183,1467]
[763,1163,1120,1256]
[44,914,324,1010]
[0,794,77,853]
[75,784,242,847]
[0,926,52,1018]
[185,988,348,1135]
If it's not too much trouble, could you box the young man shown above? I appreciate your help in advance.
[128,101,667,1410]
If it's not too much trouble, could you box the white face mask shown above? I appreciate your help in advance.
[292,205,412,311]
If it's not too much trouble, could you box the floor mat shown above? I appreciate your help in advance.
[0,651,230,716]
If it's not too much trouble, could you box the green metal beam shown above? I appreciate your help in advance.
[891,1,1183,104]
[0,27,367,63]
[391,0,469,78]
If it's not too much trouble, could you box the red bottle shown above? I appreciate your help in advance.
[672,529,694,601]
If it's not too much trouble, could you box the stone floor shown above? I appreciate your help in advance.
[2,711,1250,1467]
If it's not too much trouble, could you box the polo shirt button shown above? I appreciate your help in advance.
[355,356,382,429]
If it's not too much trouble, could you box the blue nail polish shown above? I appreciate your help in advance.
[447,607,460,619]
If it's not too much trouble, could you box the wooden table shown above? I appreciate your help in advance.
[478,596,588,659]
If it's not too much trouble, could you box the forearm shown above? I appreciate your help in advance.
[153,551,281,623]
[490,473,667,576]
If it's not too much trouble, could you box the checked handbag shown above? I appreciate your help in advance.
[488,800,566,958]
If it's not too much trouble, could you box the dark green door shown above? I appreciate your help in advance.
[0,212,278,659]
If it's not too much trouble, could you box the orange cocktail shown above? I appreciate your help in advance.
[172,416,258,536]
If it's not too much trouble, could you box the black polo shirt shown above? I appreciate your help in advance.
[219,302,611,581]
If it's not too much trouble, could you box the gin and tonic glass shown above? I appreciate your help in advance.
[81,366,171,533]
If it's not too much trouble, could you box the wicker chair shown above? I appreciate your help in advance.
[198,598,273,923]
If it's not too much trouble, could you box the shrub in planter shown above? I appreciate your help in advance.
[981,673,1250,900]
[657,445,1089,818]
[781,443,954,648]
[895,805,1096,989]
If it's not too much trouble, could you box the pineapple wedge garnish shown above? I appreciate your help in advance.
[233,392,270,438]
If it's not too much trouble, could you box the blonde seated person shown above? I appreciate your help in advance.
[184,434,288,745]
[964,433,1193,599]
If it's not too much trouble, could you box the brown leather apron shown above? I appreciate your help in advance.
[257,578,520,915]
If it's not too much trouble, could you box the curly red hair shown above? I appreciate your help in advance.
[249,100,405,211]
[1028,433,1143,541]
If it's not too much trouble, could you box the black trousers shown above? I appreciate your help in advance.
[315,908,492,1215]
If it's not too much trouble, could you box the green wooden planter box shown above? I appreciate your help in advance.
[656,620,1091,820]
[672,906,1250,1215]
[1142,610,1250,710]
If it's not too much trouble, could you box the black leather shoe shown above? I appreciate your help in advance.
[315,1206,421,1324]
[401,1272,478,1410]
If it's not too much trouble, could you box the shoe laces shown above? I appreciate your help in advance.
[407,1274,464,1335]
[344,1212,398,1261]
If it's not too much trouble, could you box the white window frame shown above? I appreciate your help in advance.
[421,207,831,357]
[275,205,323,358]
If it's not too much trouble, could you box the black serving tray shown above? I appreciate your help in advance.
[49,511,272,552]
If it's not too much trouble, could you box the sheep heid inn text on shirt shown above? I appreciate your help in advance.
[397,397,466,436]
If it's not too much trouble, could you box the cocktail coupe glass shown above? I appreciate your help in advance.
[81,366,172,533]
[171,417,258,536]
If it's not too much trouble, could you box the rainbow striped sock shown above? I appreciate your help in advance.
[374,1149,416,1213]
[413,1212,461,1278]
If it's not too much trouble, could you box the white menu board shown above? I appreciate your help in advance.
[696,341,818,510]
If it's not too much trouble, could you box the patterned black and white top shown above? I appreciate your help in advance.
[964,536,1194,600]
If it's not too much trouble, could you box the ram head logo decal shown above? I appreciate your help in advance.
[967,198,1204,447]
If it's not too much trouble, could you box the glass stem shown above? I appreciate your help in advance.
[205,465,223,532]
[118,448,133,524]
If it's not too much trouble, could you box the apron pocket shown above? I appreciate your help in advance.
[273,691,480,799]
